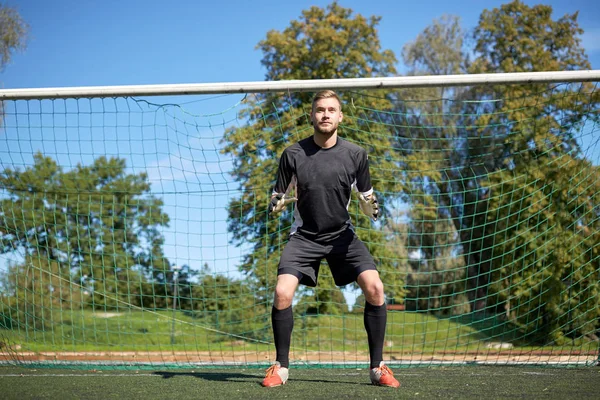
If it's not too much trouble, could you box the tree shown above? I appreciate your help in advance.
[461,0,599,341]
[380,210,410,308]
[485,158,600,343]
[402,14,466,77]
[396,3,599,342]
[0,3,28,70]
[0,256,84,330]
[404,206,468,315]
[185,263,265,341]
[0,3,29,126]
[222,2,403,314]
[0,154,171,310]
[398,14,469,314]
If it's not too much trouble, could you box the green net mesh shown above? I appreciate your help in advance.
[0,81,599,368]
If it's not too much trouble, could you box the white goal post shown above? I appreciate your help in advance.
[1,70,599,100]
[0,70,599,368]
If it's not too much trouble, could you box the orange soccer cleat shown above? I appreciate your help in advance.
[370,362,400,388]
[261,362,289,387]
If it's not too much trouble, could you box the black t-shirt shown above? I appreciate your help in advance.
[274,136,373,242]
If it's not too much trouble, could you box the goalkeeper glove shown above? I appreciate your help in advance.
[269,193,297,215]
[358,192,379,221]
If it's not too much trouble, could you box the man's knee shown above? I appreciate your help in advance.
[274,286,294,309]
[274,274,299,309]
[358,270,385,305]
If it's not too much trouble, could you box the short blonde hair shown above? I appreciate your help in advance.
[312,90,342,111]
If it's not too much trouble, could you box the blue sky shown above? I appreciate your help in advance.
[3,0,599,89]
[1,0,599,295]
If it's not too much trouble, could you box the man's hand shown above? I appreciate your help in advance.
[358,192,379,221]
[269,193,297,215]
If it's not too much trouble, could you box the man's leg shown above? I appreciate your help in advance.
[262,273,299,387]
[357,270,386,368]
[272,273,299,368]
[357,270,400,388]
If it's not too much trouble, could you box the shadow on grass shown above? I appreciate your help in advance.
[153,370,371,386]
[154,371,256,382]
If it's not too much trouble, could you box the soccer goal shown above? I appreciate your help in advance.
[0,71,599,369]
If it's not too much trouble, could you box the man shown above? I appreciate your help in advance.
[262,90,400,388]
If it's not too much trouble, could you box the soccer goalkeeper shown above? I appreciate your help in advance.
[262,90,400,388]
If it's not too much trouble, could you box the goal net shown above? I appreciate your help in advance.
[0,72,599,368]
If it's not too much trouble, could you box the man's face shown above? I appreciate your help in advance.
[311,97,343,135]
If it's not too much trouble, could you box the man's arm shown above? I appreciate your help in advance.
[355,149,379,221]
[269,151,297,216]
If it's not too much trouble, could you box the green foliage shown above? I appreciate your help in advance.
[294,271,349,315]
[221,2,599,348]
[460,0,600,341]
[398,13,473,314]
[258,1,397,81]
[0,3,28,70]
[387,1,600,346]
[1,0,597,355]
[0,256,87,331]
[470,0,590,74]
[190,273,263,334]
[485,157,600,343]
[0,154,171,310]
[402,14,466,76]
[222,2,404,313]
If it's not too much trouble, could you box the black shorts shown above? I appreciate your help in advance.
[278,228,377,287]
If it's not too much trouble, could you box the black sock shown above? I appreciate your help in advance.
[272,306,294,369]
[364,301,387,369]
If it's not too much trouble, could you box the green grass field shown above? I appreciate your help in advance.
[1,309,599,398]
[1,309,596,357]
[0,365,598,399]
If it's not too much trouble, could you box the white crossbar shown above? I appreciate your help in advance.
[1,70,599,100]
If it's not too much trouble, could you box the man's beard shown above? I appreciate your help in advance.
[314,121,338,135]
